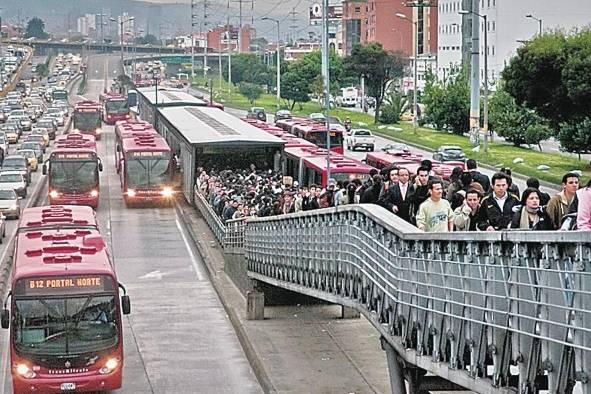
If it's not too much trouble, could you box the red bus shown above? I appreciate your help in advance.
[1,205,131,394]
[99,92,130,124]
[291,123,344,154]
[43,134,104,209]
[114,120,158,173]
[275,117,308,133]
[115,128,174,205]
[72,100,103,140]
[365,152,463,179]
[284,146,375,186]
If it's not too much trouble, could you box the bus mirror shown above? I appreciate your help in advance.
[1,309,9,329]
[98,160,103,172]
[121,295,131,315]
[116,145,121,152]
[42,163,47,175]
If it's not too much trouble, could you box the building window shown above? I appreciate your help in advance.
[354,6,360,13]
[492,45,495,55]
[492,21,496,31]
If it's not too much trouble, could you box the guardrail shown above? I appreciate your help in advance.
[242,204,591,394]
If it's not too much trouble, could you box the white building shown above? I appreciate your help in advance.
[404,54,437,93]
[437,0,591,83]
[77,14,97,37]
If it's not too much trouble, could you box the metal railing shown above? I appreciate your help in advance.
[193,187,246,252]
[243,204,591,394]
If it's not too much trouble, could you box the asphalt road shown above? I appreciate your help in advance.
[1,54,262,393]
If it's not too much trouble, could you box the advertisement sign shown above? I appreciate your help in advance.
[309,4,343,26]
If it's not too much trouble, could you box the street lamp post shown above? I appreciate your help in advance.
[459,9,488,153]
[525,14,543,36]
[262,17,281,109]
[395,13,418,131]
[110,16,135,74]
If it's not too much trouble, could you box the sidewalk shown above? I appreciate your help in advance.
[177,199,391,394]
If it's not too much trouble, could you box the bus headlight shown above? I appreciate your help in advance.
[15,363,36,379]
[161,187,173,198]
[99,358,119,374]
[126,189,136,197]
[90,190,99,197]
[49,190,59,199]
[72,128,79,133]
[95,128,102,134]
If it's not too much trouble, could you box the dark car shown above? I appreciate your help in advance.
[1,155,30,184]
[247,107,267,122]
[432,145,467,162]
[36,118,57,140]
[274,110,292,124]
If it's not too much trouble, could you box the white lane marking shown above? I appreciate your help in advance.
[175,217,204,281]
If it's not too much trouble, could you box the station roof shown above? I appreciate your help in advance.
[158,106,286,147]
[137,87,207,107]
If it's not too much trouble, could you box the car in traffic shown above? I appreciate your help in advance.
[346,129,375,151]
[0,188,21,219]
[3,125,19,144]
[16,149,39,172]
[1,155,31,184]
[46,107,65,126]
[18,141,44,161]
[30,127,50,146]
[274,110,292,123]
[24,135,47,152]
[0,136,8,153]
[247,107,267,122]
[36,118,57,139]
[0,171,27,198]
[381,143,412,155]
[432,145,467,163]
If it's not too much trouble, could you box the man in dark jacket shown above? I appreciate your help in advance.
[379,167,412,223]
[466,159,490,193]
[476,172,520,231]
[360,174,383,204]
[408,166,430,224]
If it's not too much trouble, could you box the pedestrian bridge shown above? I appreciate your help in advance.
[193,191,591,394]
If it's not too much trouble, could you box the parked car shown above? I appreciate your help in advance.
[274,110,292,123]
[0,171,27,198]
[432,145,467,162]
[346,129,375,151]
[247,107,267,122]
[16,149,39,172]
[0,188,21,219]
[1,155,31,184]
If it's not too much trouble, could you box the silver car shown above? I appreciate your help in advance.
[0,188,20,220]
[0,171,27,198]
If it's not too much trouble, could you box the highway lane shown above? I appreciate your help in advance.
[2,54,262,393]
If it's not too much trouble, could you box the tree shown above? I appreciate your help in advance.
[379,90,406,124]
[238,82,263,104]
[344,43,405,123]
[135,34,161,46]
[422,71,470,135]
[25,17,49,39]
[222,53,271,86]
[280,70,311,110]
[502,30,591,155]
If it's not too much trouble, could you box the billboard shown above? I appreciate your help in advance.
[309,4,343,26]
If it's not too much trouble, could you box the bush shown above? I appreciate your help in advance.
[379,90,405,124]
[238,82,263,104]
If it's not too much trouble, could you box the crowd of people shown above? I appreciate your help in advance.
[195,158,591,232]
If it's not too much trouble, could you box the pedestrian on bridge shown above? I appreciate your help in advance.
[576,178,591,231]
[416,180,454,232]
[476,172,520,231]
[378,167,412,223]
[547,172,580,229]
[510,188,553,230]
[452,189,482,231]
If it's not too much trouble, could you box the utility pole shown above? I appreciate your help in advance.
[289,8,298,44]
[227,7,232,95]
[321,0,331,181]
[203,0,208,77]
[191,0,198,80]
[469,0,480,146]
[238,0,242,53]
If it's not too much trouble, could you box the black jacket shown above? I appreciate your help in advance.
[360,184,382,204]
[510,207,554,230]
[470,170,491,193]
[476,193,520,231]
[378,183,412,223]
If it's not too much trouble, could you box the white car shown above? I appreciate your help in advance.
[0,171,27,198]
[46,108,65,126]
[346,129,375,152]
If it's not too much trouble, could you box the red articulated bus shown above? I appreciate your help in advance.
[72,101,103,140]
[99,92,130,124]
[0,205,131,394]
[114,121,174,205]
[291,123,344,154]
[43,134,103,209]
[365,151,464,180]
[284,146,375,186]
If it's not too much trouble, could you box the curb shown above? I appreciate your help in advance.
[174,199,277,394]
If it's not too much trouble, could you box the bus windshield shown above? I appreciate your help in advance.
[73,112,101,130]
[52,91,68,101]
[14,295,118,355]
[126,156,170,188]
[106,100,128,114]
[50,160,98,192]
[308,131,343,148]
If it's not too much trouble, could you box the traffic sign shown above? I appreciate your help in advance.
[160,56,191,64]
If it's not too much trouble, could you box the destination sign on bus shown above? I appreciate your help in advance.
[77,108,99,113]
[129,151,166,157]
[16,275,114,296]
[54,153,94,159]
